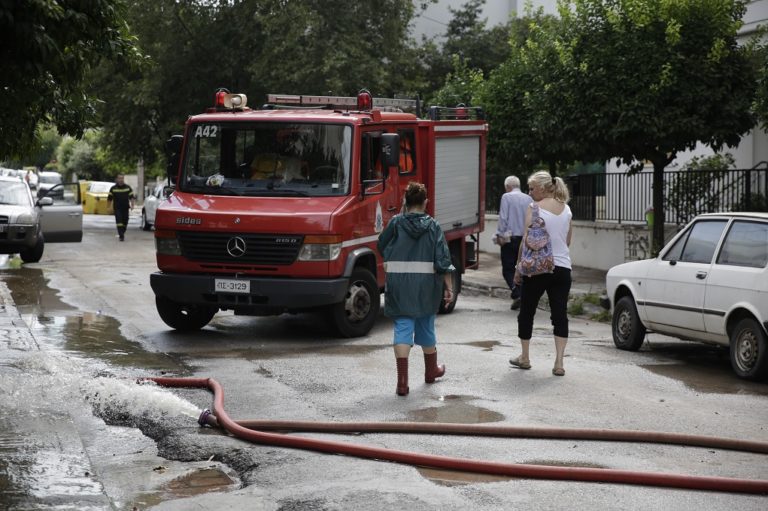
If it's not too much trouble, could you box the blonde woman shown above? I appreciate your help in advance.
[509,171,573,376]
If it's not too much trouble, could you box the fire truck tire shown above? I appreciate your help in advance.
[156,296,216,331]
[330,268,379,338]
[438,254,462,314]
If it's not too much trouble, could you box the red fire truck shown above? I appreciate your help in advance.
[151,90,487,336]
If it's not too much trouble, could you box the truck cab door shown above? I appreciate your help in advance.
[360,131,400,231]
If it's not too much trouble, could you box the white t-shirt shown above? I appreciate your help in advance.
[538,204,572,269]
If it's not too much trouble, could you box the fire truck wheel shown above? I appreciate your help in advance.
[330,268,380,338]
[438,254,462,314]
[156,296,216,331]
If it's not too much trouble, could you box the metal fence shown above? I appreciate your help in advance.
[565,168,768,225]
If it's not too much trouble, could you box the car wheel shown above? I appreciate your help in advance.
[329,268,380,337]
[20,234,44,263]
[155,295,216,331]
[729,318,768,381]
[438,253,462,314]
[612,295,646,351]
[141,210,152,231]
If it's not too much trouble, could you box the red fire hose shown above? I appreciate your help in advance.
[145,376,768,494]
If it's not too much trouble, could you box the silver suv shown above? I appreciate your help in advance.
[0,176,83,262]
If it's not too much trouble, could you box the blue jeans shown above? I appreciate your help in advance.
[393,315,437,347]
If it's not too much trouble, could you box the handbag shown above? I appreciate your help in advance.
[517,204,555,276]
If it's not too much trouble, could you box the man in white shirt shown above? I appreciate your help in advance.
[493,175,533,310]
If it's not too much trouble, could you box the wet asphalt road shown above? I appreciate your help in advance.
[0,214,766,510]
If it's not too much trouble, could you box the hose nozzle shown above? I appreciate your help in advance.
[198,409,219,428]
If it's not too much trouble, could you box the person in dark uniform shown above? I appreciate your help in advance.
[107,174,135,241]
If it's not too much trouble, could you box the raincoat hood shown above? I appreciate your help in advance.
[401,212,431,239]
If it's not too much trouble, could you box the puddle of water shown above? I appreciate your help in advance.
[0,425,105,507]
[0,353,203,505]
[522,459,608,469]
[129,468,236,509]
[190,343,389,360]
[640,342,768,396]
[417,467,515,486]
[1,267,184,372]
[463,340,501,351]
[642,363,768,396]
[408,395,505,424]
[417,459,608,487]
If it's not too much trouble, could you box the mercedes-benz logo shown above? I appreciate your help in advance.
[226,236,247,258]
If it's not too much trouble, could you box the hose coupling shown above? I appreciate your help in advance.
[198,409,218,428]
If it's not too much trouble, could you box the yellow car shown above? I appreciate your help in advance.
[82,181,114,215]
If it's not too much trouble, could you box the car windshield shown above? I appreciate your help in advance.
[180,122,352,196]
[90,182,113,193]
[40,174,61,184]
[0,182,31,206]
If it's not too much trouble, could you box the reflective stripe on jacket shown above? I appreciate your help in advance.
[377,212,454,318]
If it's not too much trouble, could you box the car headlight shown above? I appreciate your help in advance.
[155,230,181,255]
[15,213,35,225]
[298,235,342,261]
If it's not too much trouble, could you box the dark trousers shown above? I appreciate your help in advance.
[114,207,129,236]
[517,266,572,339]
[500,236,523,299]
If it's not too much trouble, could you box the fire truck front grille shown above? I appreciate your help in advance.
[177,232,303,265]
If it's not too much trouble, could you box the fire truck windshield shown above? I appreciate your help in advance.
[180,122,352,196]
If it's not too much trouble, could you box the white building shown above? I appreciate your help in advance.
[411,0,557,40]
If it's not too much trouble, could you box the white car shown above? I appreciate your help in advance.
[0,177,83,262]
[606,212,768,381]
[141,183,169,231]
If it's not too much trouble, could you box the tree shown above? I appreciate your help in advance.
[422,0,513,97]
[756,42,768,131]
[93,0,425,169]
[483,0,758,254]
[480,9,574,174]
[431,55,485,107]
[0,0,141,159]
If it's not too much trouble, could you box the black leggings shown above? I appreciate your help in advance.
[517,266,572,339]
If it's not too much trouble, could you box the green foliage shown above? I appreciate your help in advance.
[568,298,585,316]
[479,8,569,173]
[93,0,425,166]
[590,310,612,323]
[56,131,111,181]
[0,0,142,159]
[756,43,768,131]
[483,0,758,254]
[431,55,485,107]
[423,0,513,96]
[665,153,735,224]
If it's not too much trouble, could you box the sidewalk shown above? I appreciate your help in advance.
[462,251,607,299]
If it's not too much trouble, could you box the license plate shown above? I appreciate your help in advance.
[214,279,250,294]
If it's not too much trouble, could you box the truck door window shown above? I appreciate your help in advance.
[360,132,383,183]
[397,129,416,175]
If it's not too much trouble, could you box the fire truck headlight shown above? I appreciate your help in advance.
[298,235,342,261]
[155,230,181,256]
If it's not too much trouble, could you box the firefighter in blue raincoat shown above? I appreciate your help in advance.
[377,182,455,396]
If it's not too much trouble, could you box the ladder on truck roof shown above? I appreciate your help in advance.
[264,94,420,115]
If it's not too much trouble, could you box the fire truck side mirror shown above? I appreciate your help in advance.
[165,135,184,184]
[380,133,400,173]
